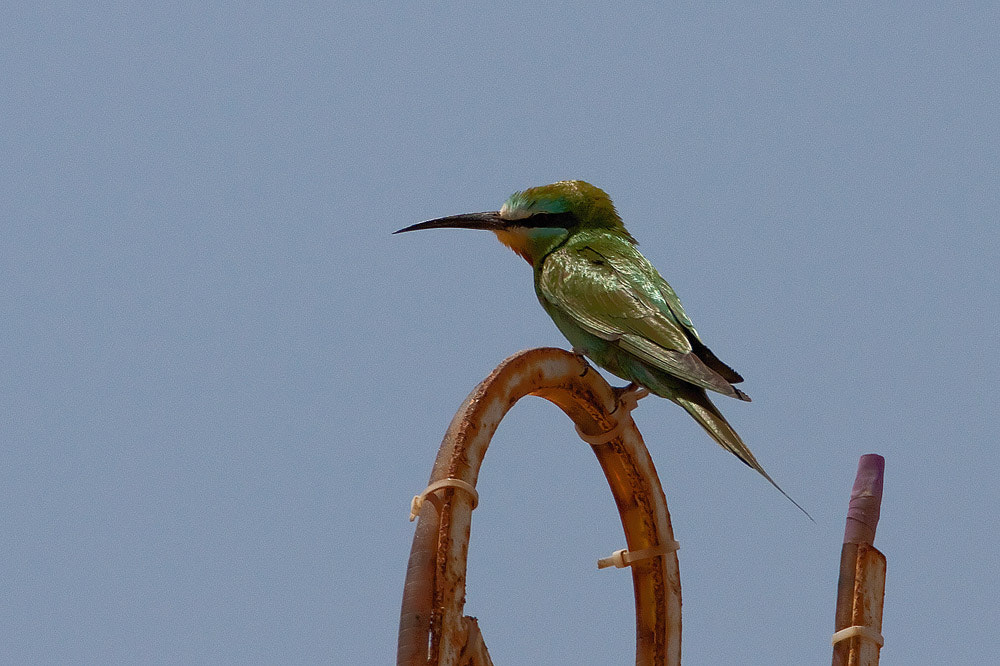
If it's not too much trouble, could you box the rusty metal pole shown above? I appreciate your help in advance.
[397,348,682,666]
[832,454,886,666]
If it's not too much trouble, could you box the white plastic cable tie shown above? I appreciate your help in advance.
[597,541,680,569]
[575,420,624,446]
[831,625,884,648]
[409,478,479,522]
[576,387,650,446]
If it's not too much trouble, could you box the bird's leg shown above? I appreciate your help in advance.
[614,382,650,400]
[612,382,650,414]
[571,347,591,377]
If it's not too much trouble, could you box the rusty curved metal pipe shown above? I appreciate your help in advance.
[397,347,681,666]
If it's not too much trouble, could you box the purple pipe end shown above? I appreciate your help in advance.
[843,454,885,546]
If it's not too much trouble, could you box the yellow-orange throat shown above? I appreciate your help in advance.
[493,228,535,264]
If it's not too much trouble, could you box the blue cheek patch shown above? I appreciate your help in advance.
[526,227,568,242]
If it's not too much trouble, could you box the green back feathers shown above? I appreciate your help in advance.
[501,180,637,243]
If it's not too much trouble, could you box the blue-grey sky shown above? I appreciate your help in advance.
[3,3,997,664]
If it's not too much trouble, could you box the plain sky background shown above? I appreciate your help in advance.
[3,3,998,664]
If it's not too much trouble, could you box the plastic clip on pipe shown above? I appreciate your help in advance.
[409,478,479,522]
[598,541,681,569]
[574,386,649,446]
[831,625,884,648]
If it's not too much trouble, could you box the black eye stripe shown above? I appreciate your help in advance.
[521,211,576,228]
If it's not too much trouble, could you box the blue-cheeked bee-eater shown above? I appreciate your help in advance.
[396,180,808,518]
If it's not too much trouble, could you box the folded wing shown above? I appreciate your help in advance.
[538,236,749,400]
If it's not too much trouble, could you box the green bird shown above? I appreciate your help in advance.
[396,180,808,517]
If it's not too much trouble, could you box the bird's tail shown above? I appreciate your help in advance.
[671,386,813,521]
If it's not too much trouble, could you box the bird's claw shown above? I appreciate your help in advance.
[571,347,590,376]
[611,382,650,414]
[614,382,650,400]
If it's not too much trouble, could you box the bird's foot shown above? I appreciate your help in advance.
[571,347,591,376]
[614,382,650,401]
[612,382,650,414]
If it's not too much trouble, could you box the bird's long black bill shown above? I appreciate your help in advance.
[393,211,505,234]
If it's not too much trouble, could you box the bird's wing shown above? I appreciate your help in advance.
[538,238,743,397]
[653,276,745,384]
